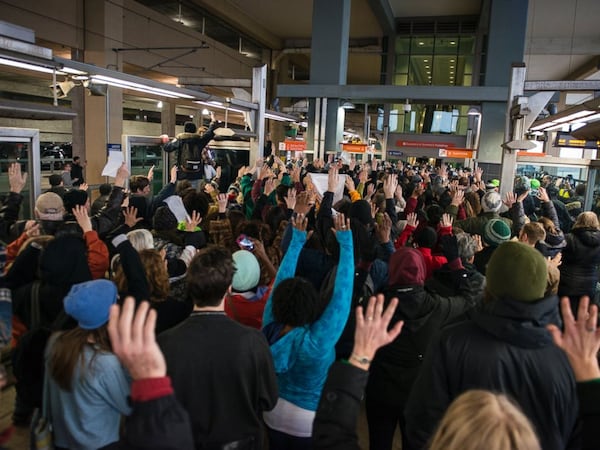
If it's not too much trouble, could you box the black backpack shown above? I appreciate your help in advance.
[12,282,67,408]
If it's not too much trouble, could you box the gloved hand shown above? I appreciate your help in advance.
[440,233,459,262]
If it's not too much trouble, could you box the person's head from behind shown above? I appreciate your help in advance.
[35,192,65,221]
[575,183,586,197]
[573,211,600,230]
[456,232,478,264]
[519,222,546,246]
[537,216,558,236]
[231,250,261,293]
[429,390,540,450]
[138,249,169,302]
[186,246,234,308]
[49,174,63,188]
[485,241,547,303]
[129,175,151,195]
[126,228,154,251]
[271,277,320,326]
[98,183,112,197]
[73,156,81,165]
[49,279,117,391]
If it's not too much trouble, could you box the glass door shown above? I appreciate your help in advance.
[0,128,41,218]
[122,136,166,194]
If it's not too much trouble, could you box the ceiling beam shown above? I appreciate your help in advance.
[524,80,600,91]
[276,84,508,103]
[366,0,395,35]
[185,0,283,49]
[179,77,251,88]
[526,38,600,55]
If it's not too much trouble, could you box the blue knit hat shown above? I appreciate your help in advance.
[64,279,118,330]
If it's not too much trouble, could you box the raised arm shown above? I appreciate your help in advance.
[262,213,308,326]
[309,213,354,348]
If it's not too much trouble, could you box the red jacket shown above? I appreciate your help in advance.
[224,284,271,329]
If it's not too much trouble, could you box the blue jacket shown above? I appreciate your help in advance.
[45,341,131,450]
[263,227,354,411]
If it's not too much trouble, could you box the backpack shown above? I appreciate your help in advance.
[12,282,67,409]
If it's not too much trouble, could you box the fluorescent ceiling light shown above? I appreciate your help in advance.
[265,112,296,122]
[530,122,556,131]
[553,110,595,124]
[61,67,87,75]
[193,100,246,114]
[0,57,62,74]
[91,75,194,99]
[582,113,600,122]
[544,123,567,131]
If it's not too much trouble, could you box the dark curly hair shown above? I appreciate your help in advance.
[272,277,319,326]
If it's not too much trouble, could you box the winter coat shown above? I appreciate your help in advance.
[558,227,600,299]
[404,295,580,450]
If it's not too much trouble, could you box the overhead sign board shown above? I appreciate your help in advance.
[341,143,368,153]
[438,148,475,158]
[554,132,600,150]
[279,140,306,151]
[387,150,404,158]
[396,140,456,149]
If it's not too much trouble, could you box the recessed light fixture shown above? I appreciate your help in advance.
[424,59,429,62]
[450,59,455,62]
[450,71,454,74]
[450,41,456,45]
[419,41,424,46]
[450,66,454,69]
[425,65,430,69]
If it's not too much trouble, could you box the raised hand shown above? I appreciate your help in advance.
[331,212,350,236]
[185,211,202,231]
[294,191,312,216]
[291,212,309,232]
[8,162,27,194]
[547,296,600,381]
[78,182,89,191]
[350,294,404,369]
[375,212,392,244]
[406,212,419,228]
[108,297,166,380]
[440,213,453,228]
[503,192,517,208]
[328,166,340,193]
[123,206,143,228]
[170,164,178,184]
[537,186,550,203]
[284,188,297,210]
[263,178,276,197]
[450,189,464,207]
[147,165,155,182]
[383,175,399,200]
[24,220,40,238]
[73,204,92,233]
[345,175,356,193]
[217,193,228,213]
[115,163,130,188]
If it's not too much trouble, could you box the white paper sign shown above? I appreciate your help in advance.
[101,151,124,177]
[308,173,347,205]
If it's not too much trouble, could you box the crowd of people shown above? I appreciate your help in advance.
[1,139,600,450]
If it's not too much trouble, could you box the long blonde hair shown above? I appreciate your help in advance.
[429,390,541,450]
[572,211,600,230]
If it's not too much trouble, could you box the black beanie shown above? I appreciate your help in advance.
[63,189,88,213]
[152,206,178,231]
[348,200,374,227]
[415,227,438,249]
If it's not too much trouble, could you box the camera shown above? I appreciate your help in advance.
[236,234,254,251]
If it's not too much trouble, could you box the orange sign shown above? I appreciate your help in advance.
[438,148,475,158]
[279,140,306,151]
[341,143,368,153]
[517,151,545,157]
[397,140,456,149]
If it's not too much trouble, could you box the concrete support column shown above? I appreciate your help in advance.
[161,102,176,137]
[83,0,124,186]
[308,0,351,155]
[70,48,85,163]
[478,0,529,164]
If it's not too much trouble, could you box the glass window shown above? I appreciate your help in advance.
[395,37,411,54]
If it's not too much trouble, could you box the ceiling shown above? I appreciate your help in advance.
[178,0,600,84]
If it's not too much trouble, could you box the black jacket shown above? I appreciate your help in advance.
[558,227,600,299]
[366,274,481,407]
[404,295,580,450]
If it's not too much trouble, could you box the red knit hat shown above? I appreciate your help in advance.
[388,247,427,286]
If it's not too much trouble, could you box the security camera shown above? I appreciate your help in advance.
[82,80,108,96]
[50,80,76,98]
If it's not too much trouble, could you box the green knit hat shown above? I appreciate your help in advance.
[486,241,547,302]
[483,219,511,247]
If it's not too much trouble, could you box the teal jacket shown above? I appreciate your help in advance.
[263,227,354,411]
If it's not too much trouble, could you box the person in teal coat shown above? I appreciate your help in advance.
[262,212,354,449]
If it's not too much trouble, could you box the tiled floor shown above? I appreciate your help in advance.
[0,385,401,449]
